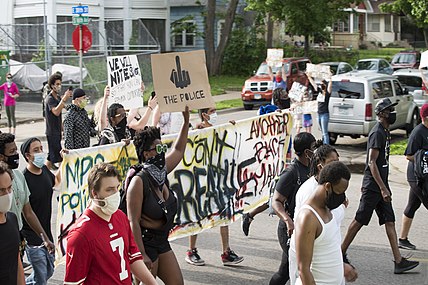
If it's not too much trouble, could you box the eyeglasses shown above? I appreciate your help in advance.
[148,144,168,154]
[6,77,11,80]
[114,112,127,119]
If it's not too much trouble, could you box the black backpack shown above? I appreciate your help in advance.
[413,149,428,196]
[119,164,148,215]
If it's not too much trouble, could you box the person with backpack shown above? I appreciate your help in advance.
[268,132,316,285]
[399,103,428,250]
[126,107,189,285]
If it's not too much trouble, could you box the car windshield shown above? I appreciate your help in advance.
[392,54,416,64]
[324,64,338,75]
[331,81,365,99]
[256,63,290,76]
[356,61,377,71]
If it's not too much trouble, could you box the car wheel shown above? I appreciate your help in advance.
[406,109,419,137]
[329,133,338,145]
[244,104,253,110]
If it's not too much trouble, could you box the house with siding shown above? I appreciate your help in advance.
[0,0,169,54]
[331,0,401,48]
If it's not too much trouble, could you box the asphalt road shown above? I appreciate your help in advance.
[10,106,428,285]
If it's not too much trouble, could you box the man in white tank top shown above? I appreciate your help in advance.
[294,161,351,285]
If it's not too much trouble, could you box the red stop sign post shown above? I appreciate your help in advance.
[72,25,92,88]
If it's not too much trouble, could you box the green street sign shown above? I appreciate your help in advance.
[72,16,89,25]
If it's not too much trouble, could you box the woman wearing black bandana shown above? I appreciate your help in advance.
[98,103,131,145]
[127,106,189,284]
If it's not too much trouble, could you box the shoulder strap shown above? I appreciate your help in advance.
[290,160,302,186]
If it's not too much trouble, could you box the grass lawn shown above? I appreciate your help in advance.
[358,48,405,61]
[216,98,243,110]
[390,138,408,155]
[209,75,246,95]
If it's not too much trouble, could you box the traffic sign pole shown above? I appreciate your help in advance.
[79,24,83,88]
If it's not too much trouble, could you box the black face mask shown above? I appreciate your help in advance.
[4,153,19,169]
[114,118,127,140]
[143,152,167,186]
[326,184,346,210]
[387,112,397,125]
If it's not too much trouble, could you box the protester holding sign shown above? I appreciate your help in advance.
[127,107,190,284]
[268,65,287,91]
[308,74,332,144]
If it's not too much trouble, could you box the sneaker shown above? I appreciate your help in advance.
[394,257,419,274]
[221,248,244,266]
[241,213,253,236]
[185,248,205,266]
[399,238,416,250]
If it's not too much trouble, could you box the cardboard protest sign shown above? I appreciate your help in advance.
[306,63,332,80]
[267,49,284,67]
[55,142,138,265]
[288,82,307,102]
[420,50,428,69]
[151,50,215,112]
[107,55,143,109]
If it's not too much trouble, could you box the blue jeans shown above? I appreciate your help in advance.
[25,246,54,285]
[318,112,330,145]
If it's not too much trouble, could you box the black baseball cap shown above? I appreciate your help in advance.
[375,98,398,115]
[72,88,86,100]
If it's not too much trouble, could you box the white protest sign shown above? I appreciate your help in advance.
[306,63,332,80]
[267,49,284,68]
[107,55,143,109]
[151,50,215,112]
[420,50,428,69]
[288,82,307,102]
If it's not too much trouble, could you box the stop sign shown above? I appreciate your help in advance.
[72,25,92,53]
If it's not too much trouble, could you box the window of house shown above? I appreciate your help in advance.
[14,17,44,53]
[385,15,392,32]
[173,20,196,47]
[333,18,349,32]
[353,14,359,33]
[368,14,380,32]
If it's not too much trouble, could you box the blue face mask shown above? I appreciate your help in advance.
[32,152,47,169]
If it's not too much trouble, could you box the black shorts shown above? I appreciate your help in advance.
[355,188,395,226]
[46,134,62,164]
[141,228,171,262]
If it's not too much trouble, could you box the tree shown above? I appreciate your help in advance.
[380,0,428,47]
[205,0,239,76]
[246,0,357,56]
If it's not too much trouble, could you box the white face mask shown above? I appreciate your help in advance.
[32,152,47,169]
[208,112,218,125]
[0,191,13,213]
[93,191,120,216]
[55,85,62,93]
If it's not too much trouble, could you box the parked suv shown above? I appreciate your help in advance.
[328,73,419,144]
[393,68,428,108]
[241,58,311,110]
[391,51,421,70]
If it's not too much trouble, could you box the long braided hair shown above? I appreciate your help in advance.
[309,142,339,177]
[133,126,161,163]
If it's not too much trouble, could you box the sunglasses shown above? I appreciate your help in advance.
[148,144,168,154]
[114,112,127,119]
[6,77,11,79]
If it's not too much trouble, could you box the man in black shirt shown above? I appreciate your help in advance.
[0,161,24,285]
[341,98,419,274]
[399,103,428,250]
[20,137,56,284]
[44,73,72,170]
[269,132,316,285]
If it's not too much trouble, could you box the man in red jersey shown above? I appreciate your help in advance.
[64,163,156,285]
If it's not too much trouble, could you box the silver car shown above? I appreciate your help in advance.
[355,58,394,75]
[328,73,419,144]
[393,68,428,108]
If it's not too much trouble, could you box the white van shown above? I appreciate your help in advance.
[328,73,420,144]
